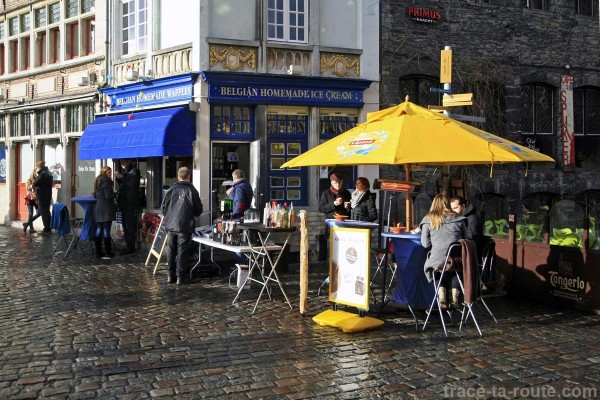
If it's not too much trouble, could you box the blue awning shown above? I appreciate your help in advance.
[79,107,195,160]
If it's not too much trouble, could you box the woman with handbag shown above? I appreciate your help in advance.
[23,169,40,233]
[93,166,117,259]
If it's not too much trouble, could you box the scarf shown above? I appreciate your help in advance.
[329,186,340,196]
[351,190,366,209]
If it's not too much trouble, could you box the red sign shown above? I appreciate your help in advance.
[561,75,575,172]
[407,6,442,23]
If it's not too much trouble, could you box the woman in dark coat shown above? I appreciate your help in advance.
[349,177,378,222]
[93,166,117,258]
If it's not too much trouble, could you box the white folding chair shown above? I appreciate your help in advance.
[475,239,498,323]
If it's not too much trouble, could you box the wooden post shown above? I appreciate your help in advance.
[299,210,308,315]
[405,164,412,229]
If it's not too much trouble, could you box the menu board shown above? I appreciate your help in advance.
[145,216,167,274]
[328,227,371,310]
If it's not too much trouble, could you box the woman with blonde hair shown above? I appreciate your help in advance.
[420,194,467,308]
[23,168,40,233]
[93,166,116,259]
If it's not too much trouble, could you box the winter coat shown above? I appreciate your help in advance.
[161,181,203,233]
[94,175,116,223]
[420,214,468,282]
[349,190,378,222]
[319,187,351,219]
[32,166,53,204]
[229,179,253,218]
[463,203,483,246]
[116,163,141,211]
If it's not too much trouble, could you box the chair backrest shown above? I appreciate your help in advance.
[480,238,496,283]
[50,203,71,235]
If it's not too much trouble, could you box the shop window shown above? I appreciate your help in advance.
[523,0,549,10]
[35,7,47,28]
[319,113,357,142]
[66,21,79,59]
[267,0,307,43]
[35,31,47,67]
[520,84,553,134]
[49,3,61,24]
[574,87,600,136]
[398,76,441,108]
[211,106,254,139]
[121,0,148,57]
[50,108,61,134]
[267,112,307,205]
[66,105,80,133]
[576,0,598,16]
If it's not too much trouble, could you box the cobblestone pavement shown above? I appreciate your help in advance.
[0,226,599,399]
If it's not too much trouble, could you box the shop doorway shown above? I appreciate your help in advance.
[211,142,251,221]
[16,143,33,221]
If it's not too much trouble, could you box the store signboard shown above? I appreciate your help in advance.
[329,227,371,310]
[561,74,575,172]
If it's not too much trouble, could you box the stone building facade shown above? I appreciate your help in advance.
[380,0,600,226]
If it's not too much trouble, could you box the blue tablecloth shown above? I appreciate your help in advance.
[325,219,379,230]
[382,232,434,310]
[71,196,96,241]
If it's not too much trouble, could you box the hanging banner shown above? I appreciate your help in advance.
[561,74,575,172]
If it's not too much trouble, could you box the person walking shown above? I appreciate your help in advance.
[23,168,40,233]
[115,158,140,255]
[93,166,117,259]
[32,160,54,234]
[161,166,203,285]
[227,169,253,219]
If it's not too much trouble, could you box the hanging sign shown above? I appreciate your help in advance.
[561,74,575,172]
[440,50,452,83]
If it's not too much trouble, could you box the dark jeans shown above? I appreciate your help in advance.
[440,272,461,290]
[38,199,51,231]
[121,210,137,251]
[27,201,40,225]
[167,231,192,279]
[95,221,112,239]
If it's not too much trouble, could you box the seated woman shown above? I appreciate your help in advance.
[420,194,467,309]
[349,177,378,222]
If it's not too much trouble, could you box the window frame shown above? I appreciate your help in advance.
[574,87,600,136]
[523,0,549,11]
[211,105,255,140]
[520,83,554,135]
[121,0,148,58]
[576,0,599,16]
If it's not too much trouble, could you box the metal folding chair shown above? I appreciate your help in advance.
[476,239,498,323]
[51,204,72,256]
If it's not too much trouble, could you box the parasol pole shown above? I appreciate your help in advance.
[405,164,412,229]
[299,210,309,315]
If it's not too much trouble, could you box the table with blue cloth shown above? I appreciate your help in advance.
[381,232,435,329]
[66,195,97,257]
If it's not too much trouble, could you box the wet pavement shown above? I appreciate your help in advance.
[0,226,599,399]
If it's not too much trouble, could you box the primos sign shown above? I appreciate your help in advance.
[407,6,442,24]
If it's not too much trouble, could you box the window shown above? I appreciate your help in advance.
[319,111,358,196]
[66,21,79,59]
[574,87,600,136]
[577,0,599,16]
[20,37,30,70]
[521,84,554,134]
[0,116,5,139]
[49,3,61,24]
[523,0,549,11]
[211,106,254,138]
[10,114,19,137]
[35,8,47,28]
[82,18,95,55]
[267,111,308,205]
[82,102,95,126]
[9,17,18,36]
[20,13,30,33]
[50,108,61,134]
[35,31,47,66]
[121,0,148,57]
[0,22,4,39]
[67,105,80,132]
[0,44,4,75]
[35,110,46,134]
[268,0,307,43]
[9,40,17,72]
[66,0,79,18]
[398,76,441,108]
[82,0,95,14]
[49,27,60,64]
[24,112,31,138]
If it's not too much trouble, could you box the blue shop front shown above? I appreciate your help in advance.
[199,72,372,220]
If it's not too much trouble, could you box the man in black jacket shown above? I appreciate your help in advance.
[115,159,140,254]
[451,196,483,250]
[32,160,54,233]
[161,167,203,285]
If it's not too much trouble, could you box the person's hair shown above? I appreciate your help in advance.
[450,196,466,206]
[356,177,370,189]
[232,169,245,180]
[427,194,456,230]
[35,160,45,169]
[178,166,191,180]
[94,166,112,189]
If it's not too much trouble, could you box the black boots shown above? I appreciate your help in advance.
[104,238,114,258]
[95,237,105,258]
